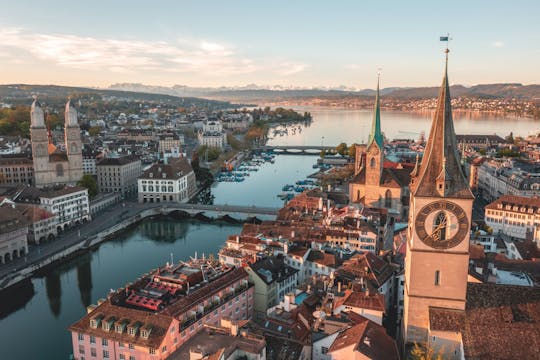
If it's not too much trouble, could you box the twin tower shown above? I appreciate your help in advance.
[30,99,83,188]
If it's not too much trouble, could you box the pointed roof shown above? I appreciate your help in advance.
[367,76,384,149]
[412,51,473,199]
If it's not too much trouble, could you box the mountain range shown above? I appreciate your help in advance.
[108,83,540,103]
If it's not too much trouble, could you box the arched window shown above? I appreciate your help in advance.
[56,163,64,177]
[70,142,78,153]
[356,190,361,201]
[433,211,448,241]
[370,157,376,169]
[384,189,392,208]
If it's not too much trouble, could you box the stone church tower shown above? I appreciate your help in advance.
[403,51,474,344]
[364,76,384,206]
[31,98,83,188]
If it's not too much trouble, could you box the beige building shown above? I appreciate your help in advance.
[0,205,29,264]
[158,133,183,153]
[96,155,141,196]
[403,55,474,348]
[349,79,412,220]
[198,119,227,149]
[31,99,83,188]
[0,155,34,186]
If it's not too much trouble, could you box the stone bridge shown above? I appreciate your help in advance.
[259,145,336,154]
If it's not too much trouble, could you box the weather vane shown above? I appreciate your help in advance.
[440,33,452,57]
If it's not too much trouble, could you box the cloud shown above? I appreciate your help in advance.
[491,41,504,48]
[0,27,261,76]
[274,62,307,76]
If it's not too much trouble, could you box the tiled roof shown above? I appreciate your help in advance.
[341,290,385,312]
[69,300,173,349]
[485,195,540,211]
[329,320,399,359]
[429,283,540,360]
[140,158,193,180]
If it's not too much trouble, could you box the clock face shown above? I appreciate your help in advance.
[414,200,469,249]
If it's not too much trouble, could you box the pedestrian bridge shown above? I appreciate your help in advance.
[259,145,336,154]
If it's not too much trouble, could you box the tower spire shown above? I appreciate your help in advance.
[411,48,473,199]
[367,70,384,149]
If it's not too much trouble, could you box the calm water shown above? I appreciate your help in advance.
[1,108,537,359]
[0,219,242,360]
[266,107,539,146]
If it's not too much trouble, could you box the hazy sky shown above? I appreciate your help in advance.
[1,0,538,88]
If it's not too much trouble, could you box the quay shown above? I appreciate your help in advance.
[0,201,278,292]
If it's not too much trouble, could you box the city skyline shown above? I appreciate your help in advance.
[1,0,539,88]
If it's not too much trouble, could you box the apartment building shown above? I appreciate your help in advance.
[485,195,540,243]
[97,155,142,196]
[0,155,34,186]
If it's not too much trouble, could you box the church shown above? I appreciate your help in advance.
[30,98,83,188]
[349,77,412,220]
[402,50,540,359]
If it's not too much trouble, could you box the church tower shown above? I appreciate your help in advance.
[30,98,52,187]
[403,50,474,344]
[64,99,83,182]
[364,75,384,206]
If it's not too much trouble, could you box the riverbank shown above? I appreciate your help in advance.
[0,203,277,292]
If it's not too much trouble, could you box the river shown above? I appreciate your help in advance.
[0,108,538,359]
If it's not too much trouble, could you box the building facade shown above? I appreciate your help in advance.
[0,205,29,264]
[97,155,142,196]
[0,155,34,186]
[39,186,91,231]
[70,262,254,360]
[198,120,227,149]
[485,195,540,243]
[137,158,196,204]
[31,99,83,188]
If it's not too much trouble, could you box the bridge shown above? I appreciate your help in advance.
[156,203,279,218]
[259,145,337,154]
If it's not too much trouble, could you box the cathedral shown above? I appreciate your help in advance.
[349,77,412,220]
[30,98,83,188]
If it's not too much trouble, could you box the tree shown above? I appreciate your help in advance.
[409,343,444,360]
[320,149,326,158]
[77,174,98,198]
[89,126,102,137]
[336,142,348,156]
[348,143,357,158]
[197,145,220,161]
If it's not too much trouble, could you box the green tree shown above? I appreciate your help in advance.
[197,145,220,161]
[336,142,348,156]
[320,149,326,158]
[89,126,102,137]
[77,174,98,198]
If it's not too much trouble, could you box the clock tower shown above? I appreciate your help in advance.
[364,75,384,205]
[403,50,474,345]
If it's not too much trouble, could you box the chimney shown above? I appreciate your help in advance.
[231,322,239,336]
[338,282,342,293]
[291,230,295,239]
[236,235,240,243]
[365,288,370,296]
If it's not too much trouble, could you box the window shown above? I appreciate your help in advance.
[90,348,96,357]
[435,270,441,286]
[89,336,95,344]
[130,356,136,360]
[102,339,108,346]
[103,350,110,359]
[322,346,329,354]
[119,343,125,348]
[119,355,125,360]
[79,345,85,354]
[162,346,167,353]
[385,189,392,208]
[129,344,134,350]
[78,333,84,341]
[149,349,156,355]
[370,157,376,169]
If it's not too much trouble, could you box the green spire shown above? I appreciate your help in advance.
[367,74,384,149]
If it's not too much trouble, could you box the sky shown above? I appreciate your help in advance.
[0,0,539,89]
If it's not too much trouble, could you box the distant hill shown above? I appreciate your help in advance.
[0,84,234,109]
[108,83,540,104]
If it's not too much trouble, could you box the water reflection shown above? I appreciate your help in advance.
[45,272,62,317]
[77,256,92,308]
[0,279,34,320]
[140,219,189,242]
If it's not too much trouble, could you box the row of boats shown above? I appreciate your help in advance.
[216,152,276,183]
[277,179,318,200]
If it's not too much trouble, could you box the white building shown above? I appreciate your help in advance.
[138,157,196,204]
[0,205,29,264]
[39,186,90,231]
[198,119,227,149]
[485,195,540,243]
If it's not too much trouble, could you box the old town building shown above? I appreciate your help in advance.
[97,155,142,196]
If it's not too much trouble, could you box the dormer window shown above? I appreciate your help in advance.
[149,173,153,178]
